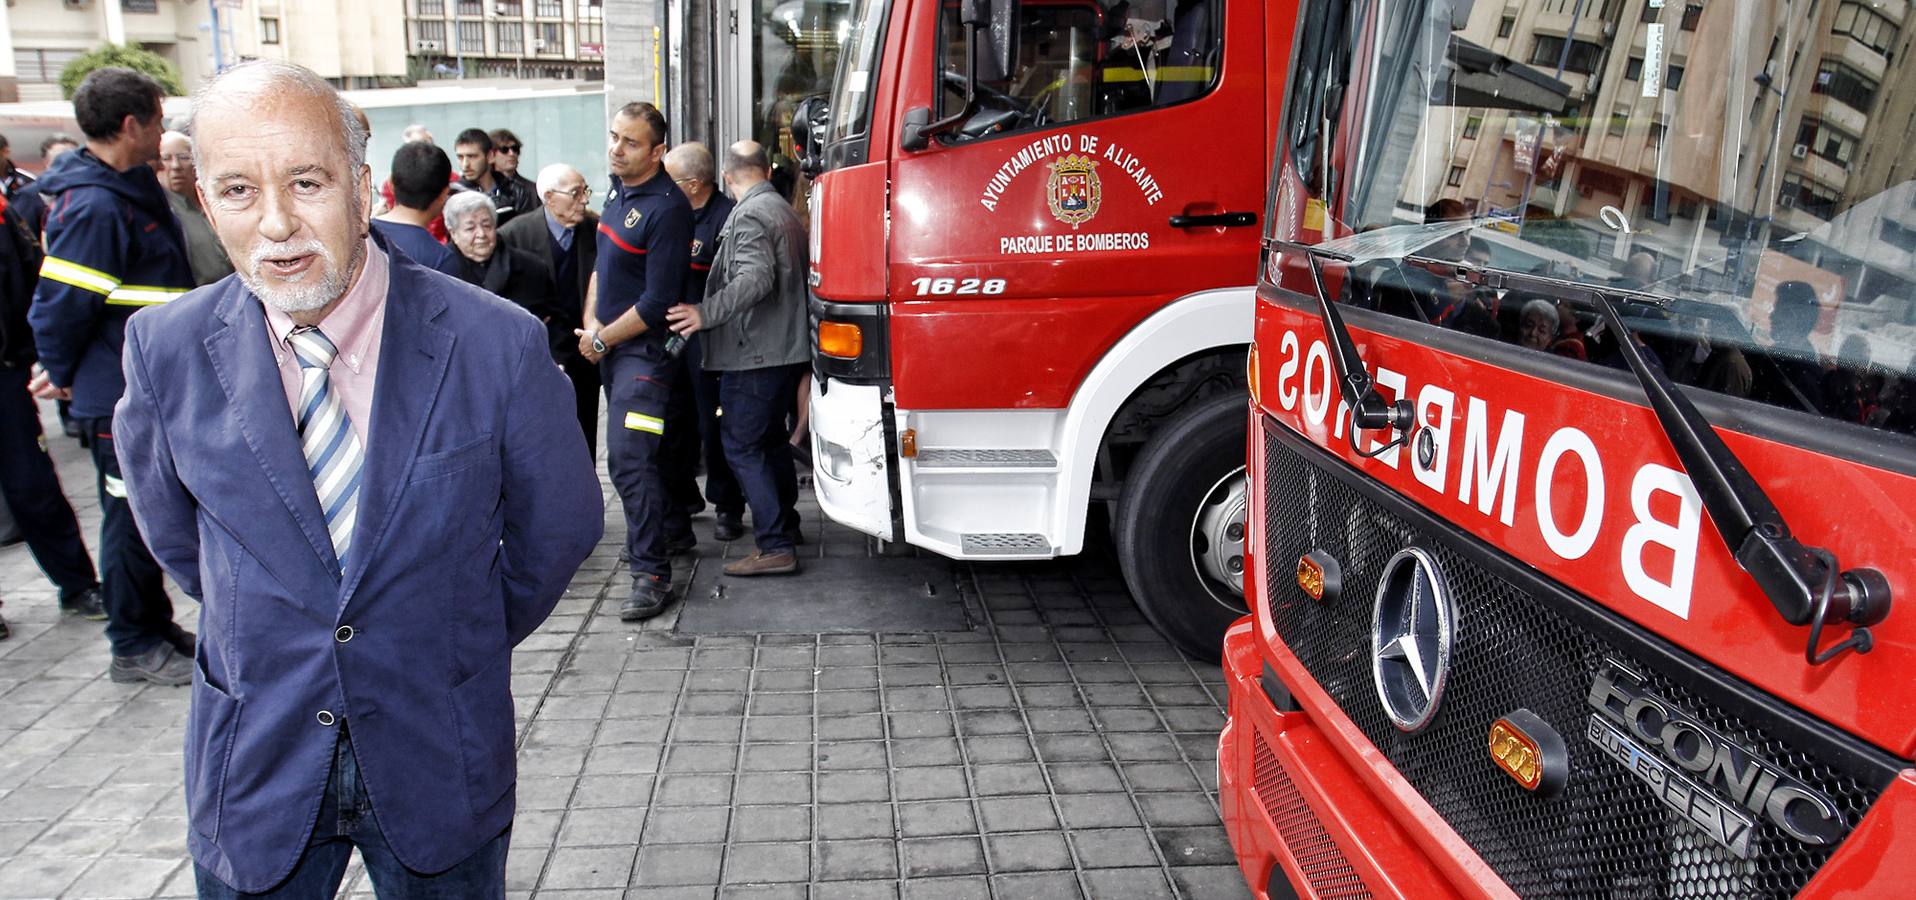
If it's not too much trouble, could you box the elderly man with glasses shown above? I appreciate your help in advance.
[499,162,602,456]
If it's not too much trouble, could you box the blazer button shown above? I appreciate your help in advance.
[335,625,355,643]
[316,710,337,727]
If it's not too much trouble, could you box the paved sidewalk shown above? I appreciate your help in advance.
[0,401,1249,899]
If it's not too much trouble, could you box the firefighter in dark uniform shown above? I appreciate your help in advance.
[578,102,693,621]
[661,142,744,547]
[27,67,195,684]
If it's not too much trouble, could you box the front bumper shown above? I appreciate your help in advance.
[1219,617,1482,900]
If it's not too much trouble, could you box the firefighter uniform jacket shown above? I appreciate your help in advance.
[594,170,691,338]
[28,148,192,419]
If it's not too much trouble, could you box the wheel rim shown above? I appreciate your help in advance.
[1190,466,1250,611]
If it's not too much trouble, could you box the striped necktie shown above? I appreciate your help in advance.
[288,326,364,573]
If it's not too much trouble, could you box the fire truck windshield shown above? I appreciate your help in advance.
[826,0,890,150]
[1273,0,1916,442]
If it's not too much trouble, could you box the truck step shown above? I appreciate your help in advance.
[961,532,1052,555]
[916,448,1057,468]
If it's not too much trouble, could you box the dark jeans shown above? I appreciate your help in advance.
[690,337,743,518]
[195,728,509,899]
[0,366,97,599]
[602,339,676,580]
[718,364,804,555]
[87,418,174,656]
[661,336,743,536]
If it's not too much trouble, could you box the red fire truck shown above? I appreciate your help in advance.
[792,0,1297,657]
[1222,0,1916,896]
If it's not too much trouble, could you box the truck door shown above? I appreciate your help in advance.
[885,0,1269,411]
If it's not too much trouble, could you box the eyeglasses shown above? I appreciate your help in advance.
[673,177,701,186]
[546,186,593,201]
[497,144,522,154]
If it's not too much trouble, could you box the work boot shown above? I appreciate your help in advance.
[109,643,193,686]
[723,550,799,577]
[663,531,697,556]
[59,587,107,621]
[620,574,672,622]
[713,512,745,542]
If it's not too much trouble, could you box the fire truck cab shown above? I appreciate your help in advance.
[1224,0,1916,897]
[792,0,1297,656]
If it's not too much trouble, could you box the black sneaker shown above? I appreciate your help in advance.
[663,531,697,555]
[620,575,672,622]
[713,512,745,542]
[59,587,107,621]
[109,643,193,686]
[0,612,11,641]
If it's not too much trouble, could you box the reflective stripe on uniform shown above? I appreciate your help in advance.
[105,285,190,306]
[39,257,121,295]
[624,411,665,434]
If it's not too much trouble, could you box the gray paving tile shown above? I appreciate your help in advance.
[0,854,91,898]
[984,831,1073,873]
[814,838,898,882]
[989,871,1086,900]
[728,805,810,844]
[633,843,724,888]
[721,840,808,884]
[642,806,731,845]
[899,836,987,878]
[814,802,892,841]
[543,845,638,889]
[65,855,181,899]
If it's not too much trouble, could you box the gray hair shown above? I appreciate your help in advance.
[187,60,368,193]
[443,189,497,232]
[1522,298,1558,326]
[664,143,716,184]
[535,162,582,197]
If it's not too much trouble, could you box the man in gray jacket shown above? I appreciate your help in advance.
[666,141,807,576]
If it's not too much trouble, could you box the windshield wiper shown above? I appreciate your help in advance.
[1284,242,1415,458]
[1404,257,1892,665]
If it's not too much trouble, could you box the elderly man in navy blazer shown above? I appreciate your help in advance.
[113,61,602,897]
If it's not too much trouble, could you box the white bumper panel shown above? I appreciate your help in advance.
[809,379,895,540]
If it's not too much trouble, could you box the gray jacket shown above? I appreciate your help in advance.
[699,180,808,371]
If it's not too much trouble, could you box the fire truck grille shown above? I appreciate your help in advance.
[1258,425,1892,898]
[1252,729,1372,898]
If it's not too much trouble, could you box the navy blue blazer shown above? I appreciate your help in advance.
[113,244,603,891]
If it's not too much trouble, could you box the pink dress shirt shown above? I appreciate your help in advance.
[261,239,388,449]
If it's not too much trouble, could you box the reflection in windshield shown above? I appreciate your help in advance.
[1282,0,1916,438]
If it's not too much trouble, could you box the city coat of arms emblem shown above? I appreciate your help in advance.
[1046,155,1102,227]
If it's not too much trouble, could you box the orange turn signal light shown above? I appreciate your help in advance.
[1247,344,1261,408]
[819,321,863,359]
[900,428,918,458]
[1295,551,1340,603]
[1488,710,1565,796]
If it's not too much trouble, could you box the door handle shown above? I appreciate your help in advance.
[1169,211,1258,228]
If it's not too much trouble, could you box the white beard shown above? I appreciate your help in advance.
[241,237,362,314]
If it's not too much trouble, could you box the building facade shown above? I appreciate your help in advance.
[406,0,607,81]
[3,0,410,101]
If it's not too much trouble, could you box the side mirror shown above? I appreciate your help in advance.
[987,0,1018,84]
[791,94,830,178]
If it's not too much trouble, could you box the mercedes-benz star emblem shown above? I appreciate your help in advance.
[1371,547,1456,733]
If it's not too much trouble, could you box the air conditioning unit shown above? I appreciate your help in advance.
[415,39,442,51]
[533,38,546,49]
[1792,143,1811,159]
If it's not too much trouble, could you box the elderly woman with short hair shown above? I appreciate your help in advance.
[444,189,557,322]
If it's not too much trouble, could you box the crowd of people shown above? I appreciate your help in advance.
[0,60,816,896]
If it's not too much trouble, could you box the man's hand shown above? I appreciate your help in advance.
[666,304,704,336]
[575,329,605,364]
[27,364,71,401]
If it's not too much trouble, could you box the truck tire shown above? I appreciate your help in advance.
[1115,391,1250,662]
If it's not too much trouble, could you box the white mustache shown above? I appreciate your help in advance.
[250,240,331,279]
